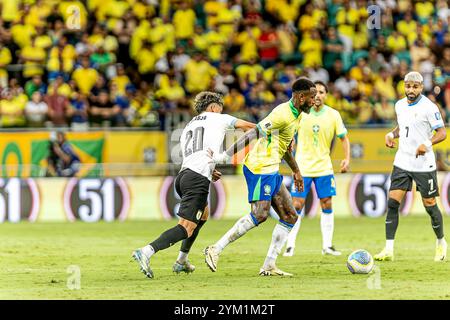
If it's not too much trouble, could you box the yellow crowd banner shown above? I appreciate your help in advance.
[1,173,448,223]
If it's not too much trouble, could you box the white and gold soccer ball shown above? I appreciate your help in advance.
[347,249,374,274]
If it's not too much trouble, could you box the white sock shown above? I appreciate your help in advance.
[386,239,394,252]
[321,211,334,249]
[142,245,155,258]
[437,238,446,246]
[215,213,257,253]
[177,251,188,264]
[263,223,291,269]
[286,211,303,249]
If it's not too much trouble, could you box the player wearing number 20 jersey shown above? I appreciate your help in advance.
[132,92,255,279]
[374,72,447,263]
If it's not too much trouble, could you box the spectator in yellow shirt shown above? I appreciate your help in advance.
[298,4,315,32]
[173,2,196,41]
[386,31,407,53]
[47,36,77,80]
[183,51,217,94]
[373,68,397,101]
[0,0,21,25]
[135,42,157,82]
[298,29,323,68]
[111,64,131,97]
[72,56,99,95]
[0,89,26,127]
[34,25,53,50]
[235,57,264,90]
[0,43,12,88]
[224,87,246,113]
[396,12,417,37]
[235,25,261,63]
[11,16,36,48]
[416,1,434,23]
[20,36,46,79]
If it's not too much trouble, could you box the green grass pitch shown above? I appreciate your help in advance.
[0,216,449,300]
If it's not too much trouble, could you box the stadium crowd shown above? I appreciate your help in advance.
[0,0,449,129]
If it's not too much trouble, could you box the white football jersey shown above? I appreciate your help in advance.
[393,95,445,172]
[180,112,237,180]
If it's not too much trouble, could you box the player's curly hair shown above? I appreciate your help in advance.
[193,91,224,114]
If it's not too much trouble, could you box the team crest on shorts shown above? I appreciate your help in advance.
[264,184,271,196]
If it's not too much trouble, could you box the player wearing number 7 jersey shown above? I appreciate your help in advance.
[132,91,255,279]
[374,72,447,262]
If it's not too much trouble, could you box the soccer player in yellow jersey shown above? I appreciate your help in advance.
[204,78,317,276]
[283,81,350,257]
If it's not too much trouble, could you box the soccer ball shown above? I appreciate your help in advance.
[347,249,374,274]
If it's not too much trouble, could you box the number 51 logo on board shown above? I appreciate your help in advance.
[64,178,130,222]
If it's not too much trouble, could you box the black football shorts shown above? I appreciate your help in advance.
[389,166,439,198]
[174,168,210,223]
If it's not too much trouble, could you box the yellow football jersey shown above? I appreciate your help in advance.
[296,105,347,177]
[244,101,302,174]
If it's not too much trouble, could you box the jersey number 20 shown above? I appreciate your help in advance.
[184,127,204,157]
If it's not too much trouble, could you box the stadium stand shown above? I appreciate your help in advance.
[0,0,448,130]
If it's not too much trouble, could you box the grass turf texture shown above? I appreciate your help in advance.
[0,216,448,300]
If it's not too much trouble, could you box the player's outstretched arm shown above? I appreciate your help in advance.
[210,127,259,164]
[234,119,256,132]
[416,127,447,157]
[283,150,303,193]
[339,135,350,173]
[385,125,399,148]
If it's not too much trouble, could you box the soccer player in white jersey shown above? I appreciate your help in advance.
[374,72,447,262]
[283,81,350,257]
[132,92,255,278]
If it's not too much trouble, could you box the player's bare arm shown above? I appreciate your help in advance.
[282,150,303,193]
[339,135,350,173]
[209,126,259,163]
[234,119,256,132]
[385,125,400,148]
[416,127,447,157]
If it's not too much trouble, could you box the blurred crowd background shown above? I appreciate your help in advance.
[0,0,449,130]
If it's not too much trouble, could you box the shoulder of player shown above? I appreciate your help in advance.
[420,95,438,109]
[322,104,340,116]
[394,97,408,109]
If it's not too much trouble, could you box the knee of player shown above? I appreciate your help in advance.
[387,198,400,210]
[293,197,305,211]
[284,213,298,225]
[178,220,196,237]
[320,197,332,209]
[254,213,268,224]
[422,197,436,207]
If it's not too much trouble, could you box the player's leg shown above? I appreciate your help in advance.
[319,197,341,255]
[204,165,272,272]
[133,170,208,278]
[283,196,306,256]
[173,206,210,274]
[284,178,312,256]
[261,182,298,276]
[315,175,339,255]
[375,166,411,261]
[414,171,446,261]
[204,200,270,272]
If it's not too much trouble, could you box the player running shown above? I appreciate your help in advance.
[282,81,350,257]
[132,91,255,278]
[374,71,447,262]
[204,77,317,276]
